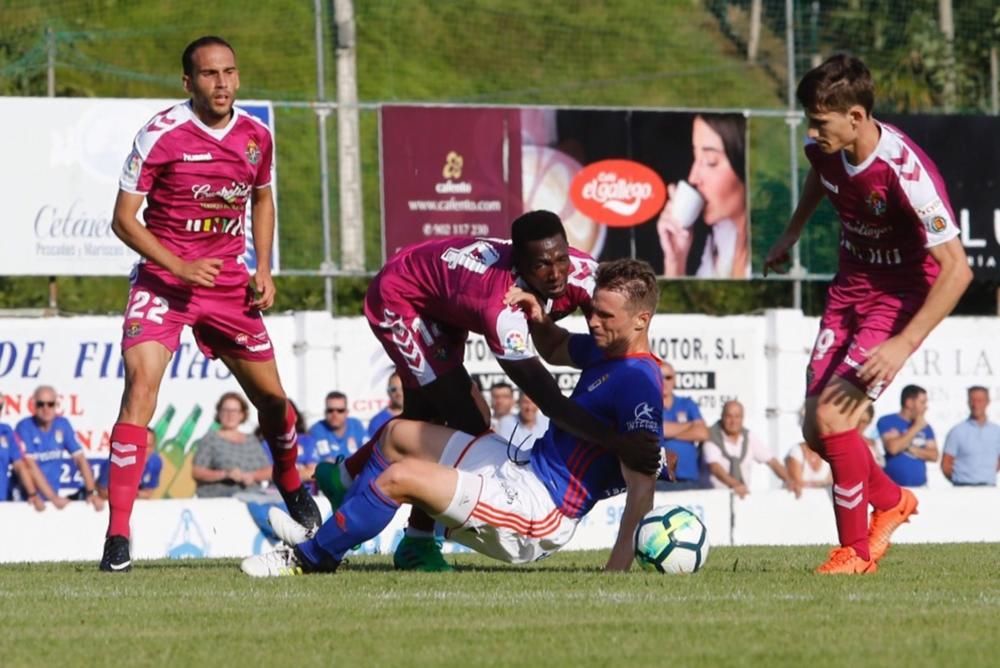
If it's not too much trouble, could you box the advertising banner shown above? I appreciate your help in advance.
[380,105,523,257]
[0,97,278,276]
[882,114,1000,281]
[381,105,751,277]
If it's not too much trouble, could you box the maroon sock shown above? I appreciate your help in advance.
[264,401,303,493]
[866,447,902,511]
[107,423,148,539]
[821,428,872,560]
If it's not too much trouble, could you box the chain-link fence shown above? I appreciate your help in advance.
[2,0,996,309]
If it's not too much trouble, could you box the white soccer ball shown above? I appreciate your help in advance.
[634,505,709,574]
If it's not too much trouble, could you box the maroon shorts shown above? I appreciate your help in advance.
[363,274,466,389]
[806,274,928,400]
[120,270,274,362]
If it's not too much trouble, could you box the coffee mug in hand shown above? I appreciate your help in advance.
[671,180,705,229]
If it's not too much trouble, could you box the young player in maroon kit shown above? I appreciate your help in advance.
[100,36,319,572]
[765,55,971,574]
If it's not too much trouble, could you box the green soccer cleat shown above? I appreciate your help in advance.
[314,457,350,511]
[393,535,455,572]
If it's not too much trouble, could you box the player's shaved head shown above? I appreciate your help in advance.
[182,35,236,76]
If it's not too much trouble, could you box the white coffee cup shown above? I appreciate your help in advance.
[671,180,705,229]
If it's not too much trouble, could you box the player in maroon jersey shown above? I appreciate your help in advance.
[765,54,971,574]
[315,211,665,570]
[99,36,320,572]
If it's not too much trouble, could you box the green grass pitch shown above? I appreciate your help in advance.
[2,544,998,667]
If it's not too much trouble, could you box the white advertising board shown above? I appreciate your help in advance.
[0,97,278,276]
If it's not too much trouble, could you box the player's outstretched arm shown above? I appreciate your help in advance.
[604,463,655,571]
[764,168,823,276]
[112,190,222,287]
[859,237,972,387]
[249,186,277,309]
[499,358,662,474]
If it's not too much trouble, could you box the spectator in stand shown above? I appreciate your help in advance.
[490,382,517,434]
[658,362,709,489]
[367,373,404,438]
[858,404,884,467]
[498,394,549,451]
[258,399,317,483]
[97,428,162,500]
[309,391,366,461]
[785,442,833,491]
[877,384,938,487]
[192,392,272,498]
[941,386,1000,487]
[15,385,102,510]
[705,400,800,498]
[1,416,48,510]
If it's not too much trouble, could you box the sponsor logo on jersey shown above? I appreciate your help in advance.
[183,152,214,162]
[569,159,666,227]
[191,181,252,204]
[587,373,609,392]
[842,218,888,239]
[819,175,839,193]
[441,240,501,274]
[626,401,659,432]
[246,139,261,165]
[503,330,527,355]
[916,198,943,218]
[235,333,249,346]
[125,321,143,338]
[184,217,244,236]
[866,191,887,216]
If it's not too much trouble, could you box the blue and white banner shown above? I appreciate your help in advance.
[0,97,278,276]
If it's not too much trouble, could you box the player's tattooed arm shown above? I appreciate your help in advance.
[112,190,222,287]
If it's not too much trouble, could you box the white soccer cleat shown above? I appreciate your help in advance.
[268,506,314,545]
[241,545,304,578]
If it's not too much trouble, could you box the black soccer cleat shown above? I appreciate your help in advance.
[99,535,133,573]
[280,484,322,533]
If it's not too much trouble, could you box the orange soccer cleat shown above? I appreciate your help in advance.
[815,546,878,575]
[868,488,919,562]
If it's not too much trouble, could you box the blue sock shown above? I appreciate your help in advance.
[297,445,400,566]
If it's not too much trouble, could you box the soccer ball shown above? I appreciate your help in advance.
[634,505,709,574]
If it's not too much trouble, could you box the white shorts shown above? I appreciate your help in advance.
[436,432,578,564]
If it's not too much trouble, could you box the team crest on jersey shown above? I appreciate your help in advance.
[866,191,886,217]
[246,139,261,165]
[928,216,947,233]
[125,321,143,338]
[503,331,528,355]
